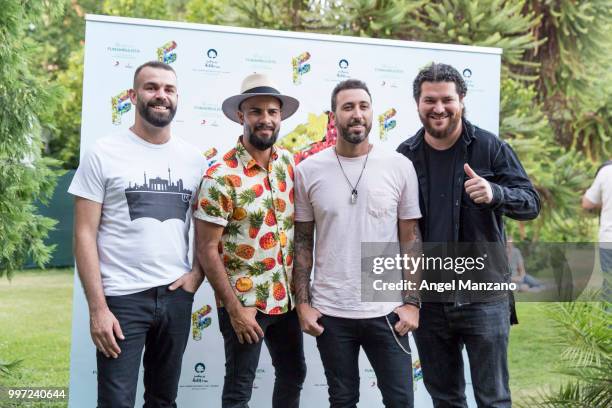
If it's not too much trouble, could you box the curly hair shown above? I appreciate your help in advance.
[413,63,467,102]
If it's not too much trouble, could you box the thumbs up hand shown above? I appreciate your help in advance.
[464,163,493,204]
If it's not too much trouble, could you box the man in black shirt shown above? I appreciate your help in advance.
[397,63,540,408]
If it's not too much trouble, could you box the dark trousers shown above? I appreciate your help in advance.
[413,299,511,408]
[97,285,194,408]
[217,307,306,408]
[315,312,413,408]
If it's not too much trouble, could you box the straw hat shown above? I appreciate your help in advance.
[222,73,299,123]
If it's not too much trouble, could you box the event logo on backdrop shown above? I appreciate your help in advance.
[245,52,277,72]
[111,90,131,125]
[337,58,350,79]
[413,360,424,389]
[375,63,405,89]
[292,52,311,84]
[191,304,213,341]
[106,43,141,69]
[157,40,178,64]
[205,48,221,69]
[378,108,397,141]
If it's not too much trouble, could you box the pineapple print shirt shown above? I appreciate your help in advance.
[193,137,295,315]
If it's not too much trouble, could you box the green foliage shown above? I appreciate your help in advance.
[47,48,84,169]
[219,0,310,30]
[310,0,426,37]
[500,78,597,242]
[184,0,228,24]
[527,0,612,162]
[518,301,612,408]
[102,0,171,19]
[0,0,64,278]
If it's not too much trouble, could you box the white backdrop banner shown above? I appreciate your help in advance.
[69,14,501,407]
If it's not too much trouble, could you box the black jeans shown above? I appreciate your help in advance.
[315,312,413,408]
[413,299,511,408]
[97,285,193,408]
[217,307,306,408]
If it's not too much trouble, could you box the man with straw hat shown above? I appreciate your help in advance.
[193,73,306,408]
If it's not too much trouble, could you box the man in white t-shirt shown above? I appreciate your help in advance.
[582,161,612,300]
[69,61,206,408]
[293,79,422,407]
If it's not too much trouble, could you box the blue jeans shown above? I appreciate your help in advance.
[217,307,306,408]
[97,285,194,408]
[413,299,511,408]
[315,312,413,408]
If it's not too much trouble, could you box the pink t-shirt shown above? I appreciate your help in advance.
[294,145,421,318]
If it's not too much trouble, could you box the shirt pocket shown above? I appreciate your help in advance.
[367,189,397,218]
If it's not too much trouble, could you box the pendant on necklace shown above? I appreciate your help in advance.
[350,189,358,204]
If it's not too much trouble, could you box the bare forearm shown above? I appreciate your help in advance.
[293,222,314,305]
[400,219,423,300]
[74,232,107,312]
[197,244,240,311]
[191,232,205,278]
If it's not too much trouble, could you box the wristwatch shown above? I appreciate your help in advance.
[403,294,421,309]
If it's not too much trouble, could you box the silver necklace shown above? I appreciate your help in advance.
[334,145,371,204]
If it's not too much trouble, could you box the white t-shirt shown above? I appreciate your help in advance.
[294,146,422,318]
[585,165,612,243]
[68,130,206,296]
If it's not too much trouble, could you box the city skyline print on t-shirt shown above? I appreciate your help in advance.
[124,167,193,222]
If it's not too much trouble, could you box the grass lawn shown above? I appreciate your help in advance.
[508,302,568,402]
[0,269,73,408]
[0,269,570,406]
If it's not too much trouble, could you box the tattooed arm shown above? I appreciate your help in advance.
[393,218,423,336]
[293,221,315,305]
[293,221,323,336]
[399,218,423,303]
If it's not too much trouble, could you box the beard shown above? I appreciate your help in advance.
[420,111,462,140]
[138,98,177,127]
[337,119,372,144]
[244,122,280,151]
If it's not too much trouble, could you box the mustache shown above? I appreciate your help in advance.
[254,124,275,131]
[347,120,366,126]
[147,99,171,108]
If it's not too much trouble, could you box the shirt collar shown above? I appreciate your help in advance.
[236,136,279,171]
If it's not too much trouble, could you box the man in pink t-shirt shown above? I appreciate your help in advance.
[293,79,422,407]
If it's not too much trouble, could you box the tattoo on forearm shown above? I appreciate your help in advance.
[293,221,315,305]
[400,220,423,298]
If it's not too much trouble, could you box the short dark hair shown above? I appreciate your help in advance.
[331,79,371,112]
[413,63,467,102]
[133,61,176,87]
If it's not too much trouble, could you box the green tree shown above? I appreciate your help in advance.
[525,0,612,162]
[184,0,228,24]
[102,0,171,19]
[0,1,63,278]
